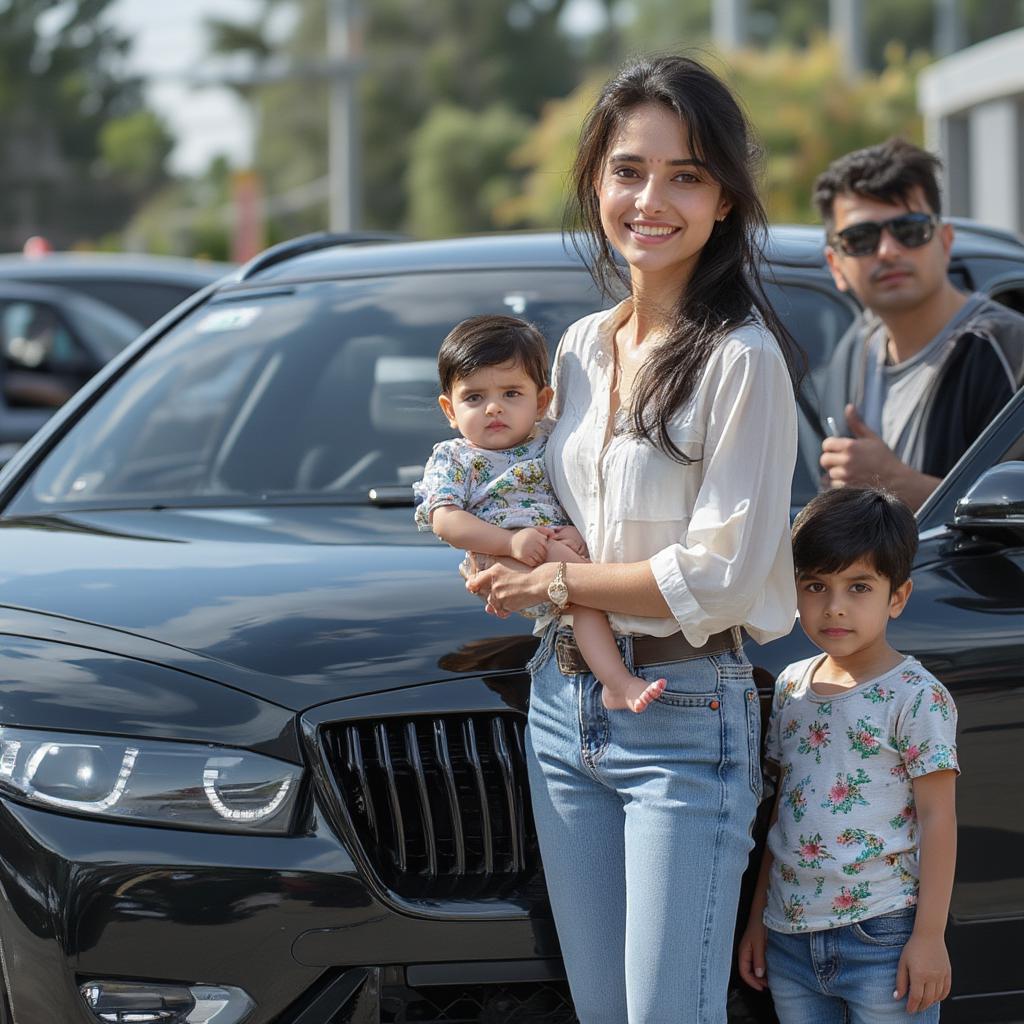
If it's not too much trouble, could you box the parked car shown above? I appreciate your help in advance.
[0,228,1021,1024]
[0,280,142,463]
[0,251,234,327]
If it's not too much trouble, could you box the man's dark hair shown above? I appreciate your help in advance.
[792,487,918,589]
[437,314,549,394]
[812,138,943,230]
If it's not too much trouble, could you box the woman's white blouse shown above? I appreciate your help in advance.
[545,300,798,646]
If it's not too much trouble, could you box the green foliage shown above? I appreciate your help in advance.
[206,0,579,233]
[100,110,174,193]
[730,38,926,222]
[506,38,923,228]
[0,0,171,249]
[407,104,530,237]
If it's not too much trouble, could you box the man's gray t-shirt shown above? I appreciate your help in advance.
[860,293,987,469]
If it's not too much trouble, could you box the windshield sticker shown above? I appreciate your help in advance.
[195,307,262,333]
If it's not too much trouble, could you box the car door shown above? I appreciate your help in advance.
[0,299,100,406]
[900,392,1024,1022]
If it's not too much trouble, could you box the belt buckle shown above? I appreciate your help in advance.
[555,635,579,675]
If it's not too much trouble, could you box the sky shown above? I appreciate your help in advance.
[113,0,265,175]
[111,0,603,177]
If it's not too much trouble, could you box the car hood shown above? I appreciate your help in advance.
[0,506,537,711]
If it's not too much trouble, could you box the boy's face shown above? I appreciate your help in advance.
[438,360,552,451]
[796,557,912,661]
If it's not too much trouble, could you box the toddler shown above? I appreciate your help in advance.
[414,314,666,712]
[739,487,958,1022]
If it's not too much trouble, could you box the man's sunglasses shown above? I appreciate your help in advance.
[830,212,938,257]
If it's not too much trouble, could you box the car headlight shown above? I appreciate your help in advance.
[0,726,302,835]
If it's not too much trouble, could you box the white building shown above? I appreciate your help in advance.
[919,28,1024,235]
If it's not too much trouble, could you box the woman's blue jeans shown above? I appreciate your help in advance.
[526,626,762,1023]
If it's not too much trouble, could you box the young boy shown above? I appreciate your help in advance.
[739,487,958,1022]
[413,314,666,712]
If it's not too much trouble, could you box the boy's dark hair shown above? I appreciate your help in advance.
[812,138,943,230]
[792,487,918,589]
[437,314,549,394]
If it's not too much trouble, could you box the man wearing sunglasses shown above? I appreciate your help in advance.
[812,137,1024,510]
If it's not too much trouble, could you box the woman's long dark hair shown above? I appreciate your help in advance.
[566,54,805,462]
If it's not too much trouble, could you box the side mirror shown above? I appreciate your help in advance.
[952,462,1024,541]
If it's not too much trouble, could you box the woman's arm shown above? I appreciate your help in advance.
[467,556,671,617]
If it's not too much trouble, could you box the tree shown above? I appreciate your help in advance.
[407,104,530,237]
[505,39,925,228]
[205,0,579,233]
[0,0,174,249]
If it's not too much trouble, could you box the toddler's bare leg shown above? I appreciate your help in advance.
[545,539,666,714]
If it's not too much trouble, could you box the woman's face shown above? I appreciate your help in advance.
[596,102,731,285]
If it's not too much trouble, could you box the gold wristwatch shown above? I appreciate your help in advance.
[547,561,569,610]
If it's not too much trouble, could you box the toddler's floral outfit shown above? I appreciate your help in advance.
[413,430,568,623]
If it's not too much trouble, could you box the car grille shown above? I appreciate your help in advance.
[381,981,576,1023]
[322,712,540,901]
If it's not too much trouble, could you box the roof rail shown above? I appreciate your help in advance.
[236,231,404,281]
[947,217,1024,248]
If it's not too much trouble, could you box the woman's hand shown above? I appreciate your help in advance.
[467,559,557,616]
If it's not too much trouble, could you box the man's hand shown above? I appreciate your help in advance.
[549,525,588,559]
[895,930,952,1014]
[508,528,550,567]
[737,919,769,992]
[820,404,905,488]
[819,404,940,511]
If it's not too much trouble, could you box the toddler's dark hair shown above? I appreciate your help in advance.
[438,315,549,394]
[792,487,918,588]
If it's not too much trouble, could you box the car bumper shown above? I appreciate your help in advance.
[0,799,568,1023]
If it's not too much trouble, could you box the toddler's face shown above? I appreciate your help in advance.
[796,557,911,660]
[439,360,552,451]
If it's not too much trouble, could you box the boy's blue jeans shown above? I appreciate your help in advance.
[525,627,761,1023]
[766,907,941,1022]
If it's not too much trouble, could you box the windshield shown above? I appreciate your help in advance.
[9,271,607,511]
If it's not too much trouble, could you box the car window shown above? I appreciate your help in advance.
[1,301,85,373]
[9,272,609,511]
[762,280,858,507]
[990,282,1024,316]
[24,278,204,327]
[61,294,142,361]
[7,267,857,515]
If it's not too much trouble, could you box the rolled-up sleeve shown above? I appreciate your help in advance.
[649,335,797,645]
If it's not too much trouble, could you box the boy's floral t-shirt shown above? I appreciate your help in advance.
[413,431,568,533]
[764,654,959,933]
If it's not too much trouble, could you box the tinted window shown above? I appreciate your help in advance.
[10,272,608,511]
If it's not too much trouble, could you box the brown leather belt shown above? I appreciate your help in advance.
[554,626,743,676]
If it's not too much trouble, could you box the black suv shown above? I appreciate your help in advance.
[0,229,1021,1024]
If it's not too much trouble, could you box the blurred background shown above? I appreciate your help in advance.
[3,0,1023,262]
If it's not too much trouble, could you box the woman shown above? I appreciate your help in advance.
[468,55,803,1022]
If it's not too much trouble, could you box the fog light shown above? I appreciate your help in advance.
[79,980,254,1024]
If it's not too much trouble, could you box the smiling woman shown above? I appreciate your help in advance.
[464,54,805,1024]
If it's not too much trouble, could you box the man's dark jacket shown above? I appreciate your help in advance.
[817,296,1024,479]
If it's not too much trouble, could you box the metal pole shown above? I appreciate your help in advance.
[327,0,362,231]
[934,0,964,57]
[711,0,747,51]
[830,0,866,78]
